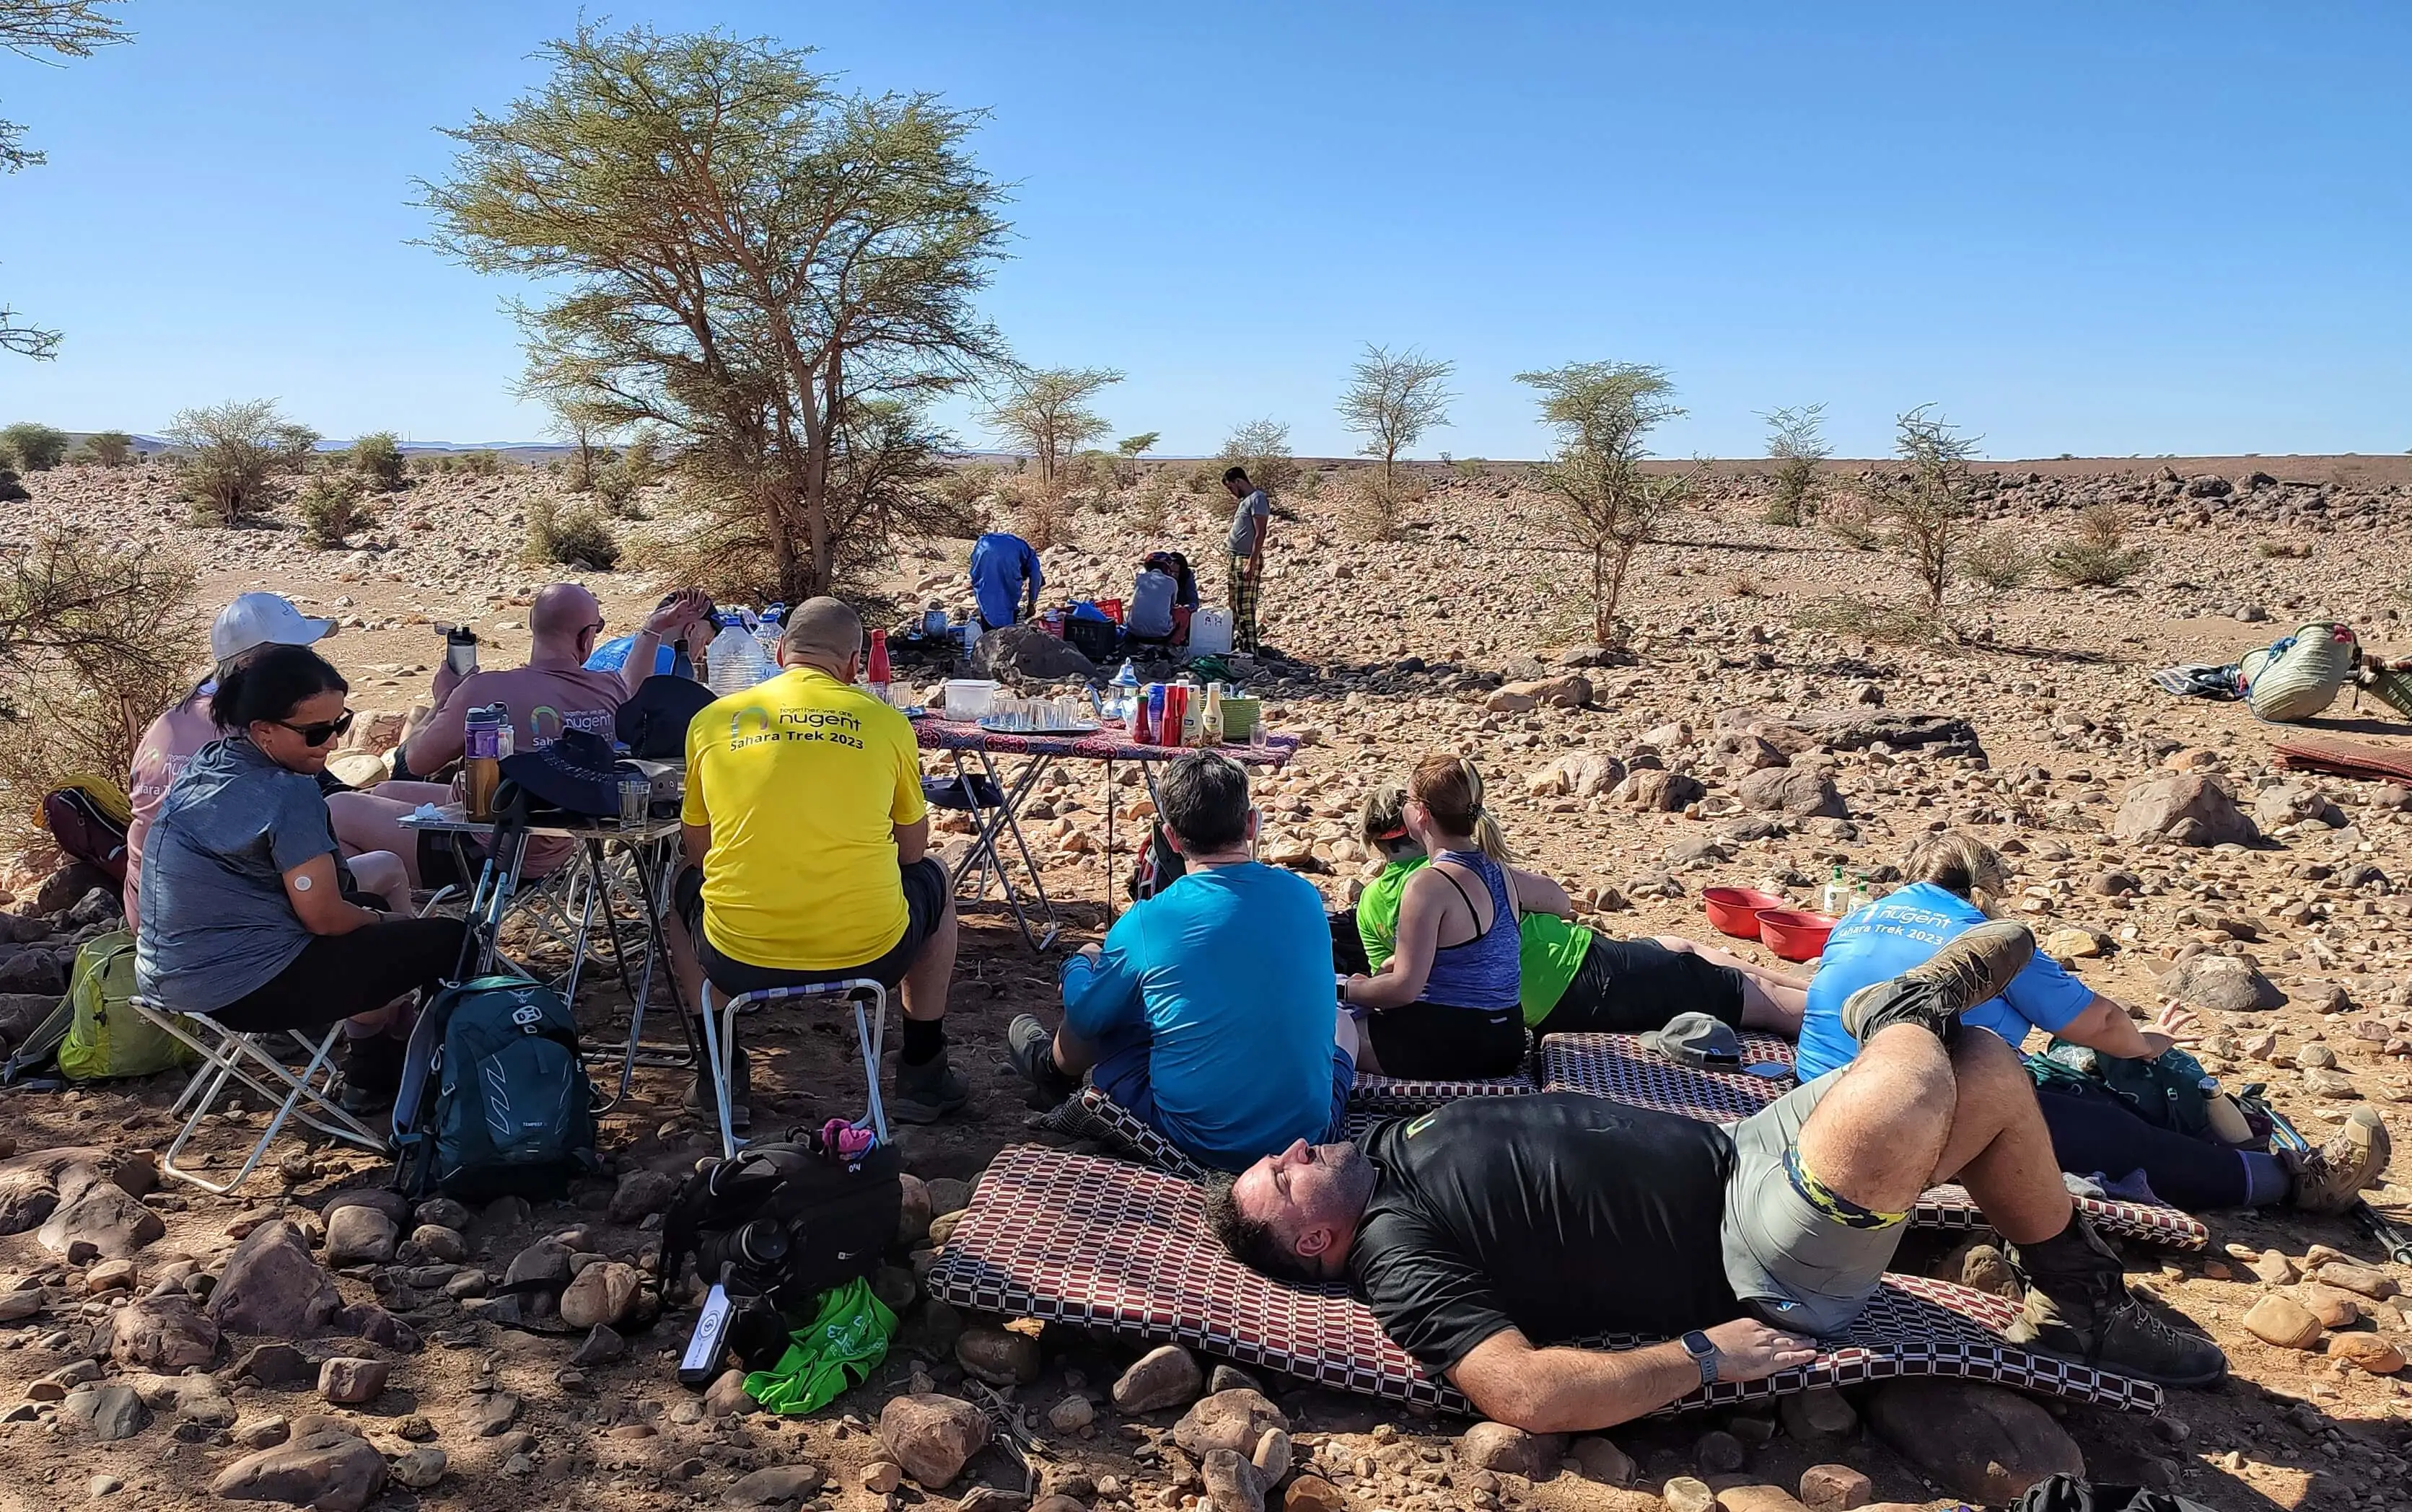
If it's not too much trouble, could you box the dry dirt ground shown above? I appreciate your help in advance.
[2,454,2411,1512]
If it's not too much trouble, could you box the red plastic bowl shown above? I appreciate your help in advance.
[1757,908,1837,962]
[1703,887,1788,939]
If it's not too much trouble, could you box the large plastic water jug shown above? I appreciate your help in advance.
[706,625,776,694]
[1189,606,1234,656]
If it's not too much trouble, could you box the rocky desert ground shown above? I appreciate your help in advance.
[1,452,2410,1512]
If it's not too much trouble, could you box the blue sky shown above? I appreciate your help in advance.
[1,2,2406,460]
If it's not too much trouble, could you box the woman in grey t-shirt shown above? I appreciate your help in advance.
[135,646,467,1110]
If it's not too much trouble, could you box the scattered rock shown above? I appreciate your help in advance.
[35,1166,163,1260]
[703,1368,756,1418]
[1176,1389,1291,1460]
[1695,1428,1747,1473]
[1112,1343,1205,1413]
[62,1385,151,1441]
[1800,1464,1872,1512]
[1664,1476,1718,1512]
[2242,1294,2324,1350]
[317,1357,388,1405]
[1528,752,1626,799]
[322,1205,398,1266]
[878,1393,988,1487]
[1569,1436,1636,1486]
[389,1446,447,1490]
[234,1342,314,1386]
[208,1221,342,1336]
[558,1260,641,1328]
[570,1324,626,1366]
[1459,1420,1562,1478]
[1201,1449,1266,1512]
[2295,1283,2363,1329]
[1048,1394,1095,1433]
[2314,1262,2399,1301]
[608,1169,680,1225]
[724,1464,828,1507]
[1714,1487,1807,1512]
[2327,1333,2405,1373]
[2160,954,2286,1014]
[1738,765,1846,818]
[896,1172,934,1247]
[2113,773,2258,848]
[407,1224,466,1263]
[501,1236,573,1290]
[1778,1386,1857,1441]
[1865,1381,2083,1503]
[465,1391,522,1437]
[209,1427,387,1512]
[957,1324,1043,1386]
[103,1292,219,1371]
[1284,1476,1346,1512]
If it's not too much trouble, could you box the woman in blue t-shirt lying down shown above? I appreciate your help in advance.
[1798,831,2387,1215]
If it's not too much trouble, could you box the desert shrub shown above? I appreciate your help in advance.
[1342,479,1403,542]
[0,532,199,853]
[2256,540,2312,561]
[1823,492,1882,550]
[77,430,134,467]
[1761,403,1830,525]
[1005,474,1073,550]
[1453,457,1488,480]
[349,431,408,491]
[462,449,504,478]
[1794,593,1937,646]
[1216,418,1298,495]
[0,470,27,504]
[525,496,620,570]
[1728,571,1767,599]
[934,462,1000,511]
[1179,462,1214,495]
[1960,524,2035,592]
[1130,470,1173,535]
[620,431,666,488]
[167,400,319,525]
[298,473,374,548]
[591,461,646,517]
[0,423,70,472]
[2045,504,2150,586]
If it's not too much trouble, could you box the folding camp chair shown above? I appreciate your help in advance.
[926,767,1060,951]
[130,1002,390,1196]
[696,977,890,1160]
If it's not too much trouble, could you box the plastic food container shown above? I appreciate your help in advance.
[1702,887,1788,939]
[942,680,1000,720]
[1756,908,1837,962]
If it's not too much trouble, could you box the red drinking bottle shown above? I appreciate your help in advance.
[867,628,892,685]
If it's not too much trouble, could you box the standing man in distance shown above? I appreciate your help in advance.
[1222,467,1270,655]
[968,530,1045,632]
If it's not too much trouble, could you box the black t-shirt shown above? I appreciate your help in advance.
[1348,1092,1743,1372]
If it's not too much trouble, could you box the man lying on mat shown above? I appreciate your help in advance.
[1206,921,2227,1432]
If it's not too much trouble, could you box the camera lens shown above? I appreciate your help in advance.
[732,1220,789,1269]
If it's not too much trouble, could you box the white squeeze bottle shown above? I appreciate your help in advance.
[1820,863,1846,916]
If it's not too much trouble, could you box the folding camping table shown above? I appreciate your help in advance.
[912,716,1302,951]
[400,807,692,1105]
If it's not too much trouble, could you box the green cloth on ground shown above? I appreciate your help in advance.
[741,1277,897,1415]
[1354,856,1592,1027]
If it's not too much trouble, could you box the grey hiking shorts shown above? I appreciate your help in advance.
[1719,1070,1913,1338]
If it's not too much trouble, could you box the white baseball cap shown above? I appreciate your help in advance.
[211,593,333,663]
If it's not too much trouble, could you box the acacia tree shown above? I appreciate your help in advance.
[1760,403,1830,525]
[983,367,1121,488]
[1337,343,1453,501]
[1516,361,1685,645]
[1872,404,1980,625]
[166,400,319,524]
[422,25,1010,601]
[1,1,131,358]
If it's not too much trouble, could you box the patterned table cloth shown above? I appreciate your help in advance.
[913,716,1299,768]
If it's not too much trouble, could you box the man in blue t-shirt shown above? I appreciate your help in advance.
[968,532,1044,630]
[1007,752,1356,1171]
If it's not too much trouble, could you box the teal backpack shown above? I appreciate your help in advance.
[2027,1040,2216,1140]
[393,975,600,1200]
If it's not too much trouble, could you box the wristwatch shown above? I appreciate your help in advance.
[1679,1330,1720,1387]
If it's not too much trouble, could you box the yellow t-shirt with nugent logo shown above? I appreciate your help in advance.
[683,667,928,970]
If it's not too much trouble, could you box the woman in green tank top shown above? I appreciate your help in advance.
[1350,786,1807,1040]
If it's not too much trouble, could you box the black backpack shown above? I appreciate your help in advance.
[657,1128,902,1348]
[1126,819,1188,902]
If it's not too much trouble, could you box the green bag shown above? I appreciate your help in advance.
[741,1277,897,1415]
[2027,1039,2214,1140]
[57,931,197,1082]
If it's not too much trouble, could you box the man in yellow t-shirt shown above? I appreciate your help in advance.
[667,597,965,1129]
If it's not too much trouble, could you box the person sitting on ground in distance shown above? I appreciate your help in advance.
[126,592,416,928]
[1337,757,1533,1078]
[1798,832,2389,1214]
[1350,784,1808,1042]
[327,585,711,891]
[135,646,467,1112]
[1209,920,2229,1431]
[663,596,967,1130]
[968,529,1044,630]
[1126,550,1200,643]
[587,589,717,681]
[1005,752,1358,1171]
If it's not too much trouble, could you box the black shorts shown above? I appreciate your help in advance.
[1530,936,1745,1040]
[1364,1000,1527,1080]
[677,856,950,996]
[206,916,469,1034]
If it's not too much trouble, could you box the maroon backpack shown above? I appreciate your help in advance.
[41,788,129,884]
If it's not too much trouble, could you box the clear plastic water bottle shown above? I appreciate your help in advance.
[754,602,784,653]
[706,622,774,694]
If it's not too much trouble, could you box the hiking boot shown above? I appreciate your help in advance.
[2286,1107,2392,1216]
[335,1033,404,1117]
[685,1041,751,1134]
[2005,1217,2228,1388]
[890,1047,971,1125]
[1841,920,2036,1048]
[1007,1014,1080,1109]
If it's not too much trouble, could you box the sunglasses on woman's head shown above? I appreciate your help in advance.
[276,710,356,747]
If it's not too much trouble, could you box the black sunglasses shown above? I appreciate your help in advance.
[275,710,356,747]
